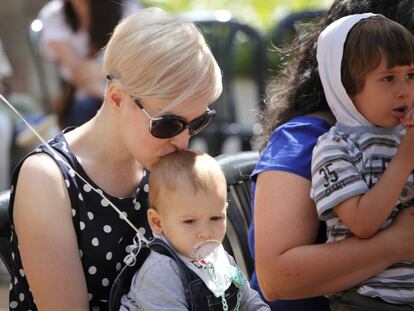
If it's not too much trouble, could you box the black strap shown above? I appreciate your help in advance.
[108,238,199,311]
[148,238,198,285]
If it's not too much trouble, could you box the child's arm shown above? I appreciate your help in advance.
[120,252,188,311]
[334,127,414,239]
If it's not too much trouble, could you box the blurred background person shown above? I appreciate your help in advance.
[38,0,142,128]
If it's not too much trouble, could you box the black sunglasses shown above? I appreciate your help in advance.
[133,98,216,139]
[106,75,216,139]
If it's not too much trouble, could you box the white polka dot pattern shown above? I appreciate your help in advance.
[91,238,99,246]
[83,184,92,192]
[88,266,97,275]
[88,212,94,220]
[103,225,112,233]
[8,135,151,309]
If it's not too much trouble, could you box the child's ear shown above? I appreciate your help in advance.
[147,208,163,234]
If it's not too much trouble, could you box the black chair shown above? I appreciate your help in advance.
[0,190,11,275]
[216,150,259,279]
[183,11,267,156]
[27,19,52,112]
[272,10,324,47]
[28,19,64,113]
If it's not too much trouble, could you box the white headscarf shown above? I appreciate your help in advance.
[317,13,378,127]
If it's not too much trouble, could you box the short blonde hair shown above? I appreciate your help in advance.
[149,150,227,210]
[103,7,222,113]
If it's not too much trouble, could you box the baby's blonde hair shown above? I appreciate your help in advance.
[103,7,222,113]
[149,150,227,211]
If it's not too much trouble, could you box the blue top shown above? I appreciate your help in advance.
[8,128,151,310]
[248,116,331,311]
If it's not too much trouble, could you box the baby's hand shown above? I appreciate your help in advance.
[401,107,414,128]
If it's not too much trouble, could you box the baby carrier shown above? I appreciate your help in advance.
[109,238,241,311]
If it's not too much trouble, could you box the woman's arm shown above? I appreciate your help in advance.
[254,170,414,301]
[14,154,89,310]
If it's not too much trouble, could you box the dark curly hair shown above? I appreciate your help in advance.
[257,0,414,150]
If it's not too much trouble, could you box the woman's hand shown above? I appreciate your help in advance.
[47,41,105,98]
[385,206,414,262]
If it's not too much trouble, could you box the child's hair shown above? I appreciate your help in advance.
[103,7,222,113]
[342,15,414,96]
[148,150,227,211]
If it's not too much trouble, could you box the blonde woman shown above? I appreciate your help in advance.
[8,8,222,310]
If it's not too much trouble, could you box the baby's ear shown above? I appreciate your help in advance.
[147,208,163,234]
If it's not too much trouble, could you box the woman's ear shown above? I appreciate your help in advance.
[147,208,163,234]
[106,83,125,110]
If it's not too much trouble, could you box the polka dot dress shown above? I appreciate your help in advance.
[8,129,150,310]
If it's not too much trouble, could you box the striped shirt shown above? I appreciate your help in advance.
[310,123,414,304]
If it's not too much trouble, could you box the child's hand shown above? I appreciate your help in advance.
[401,107,414,128]
[398,126,414,169]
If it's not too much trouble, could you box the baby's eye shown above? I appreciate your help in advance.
[183,219,195,224]
[407,73,414,80]
[210,216,223,221]
[382,75,394,82]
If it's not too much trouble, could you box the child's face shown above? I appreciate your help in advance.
[148,187,228,258]
[351,54,414,127]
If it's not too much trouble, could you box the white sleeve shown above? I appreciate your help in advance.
[310,132,368,220]
[37,0,75,59]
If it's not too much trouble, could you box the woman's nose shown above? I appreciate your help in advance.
[169,129,190,150]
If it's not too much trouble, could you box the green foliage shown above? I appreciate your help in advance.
[141,0,333,77]
[141,0,332,31]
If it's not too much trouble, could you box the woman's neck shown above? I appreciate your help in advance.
[65,107,144,198]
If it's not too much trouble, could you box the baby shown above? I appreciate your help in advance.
[121,150,269,310]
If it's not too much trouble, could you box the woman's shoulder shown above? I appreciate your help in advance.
[13,152,70,211]
[18,152,65,186]
[277,115,331,134]
[254,115,332,180]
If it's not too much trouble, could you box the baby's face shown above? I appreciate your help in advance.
[351,54,414,127]
[157,188,227,258]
